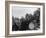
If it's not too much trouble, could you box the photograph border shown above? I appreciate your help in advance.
[5,1,45,37]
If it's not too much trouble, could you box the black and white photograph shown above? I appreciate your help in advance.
[9,3,43,34]
[12,7,40,31]
[5,1,45,37]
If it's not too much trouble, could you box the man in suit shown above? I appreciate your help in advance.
[33,8,40,30]
[20,13,33,30]
[12,17,21,31]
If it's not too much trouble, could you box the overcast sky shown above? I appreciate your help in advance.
[12,6,38,19]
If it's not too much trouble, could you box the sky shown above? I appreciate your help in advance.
[12,6,38,19]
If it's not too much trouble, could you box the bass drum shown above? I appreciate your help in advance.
[29,22,35,30]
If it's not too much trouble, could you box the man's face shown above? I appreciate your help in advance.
[26,14,32,21]
[15,19,21,26]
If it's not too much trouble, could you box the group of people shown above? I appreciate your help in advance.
[12,8,40,31]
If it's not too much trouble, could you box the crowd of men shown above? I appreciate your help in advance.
[12,8,40,31]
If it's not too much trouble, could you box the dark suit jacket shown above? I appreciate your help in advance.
[12,23,19,31]
[20,20,32,30]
